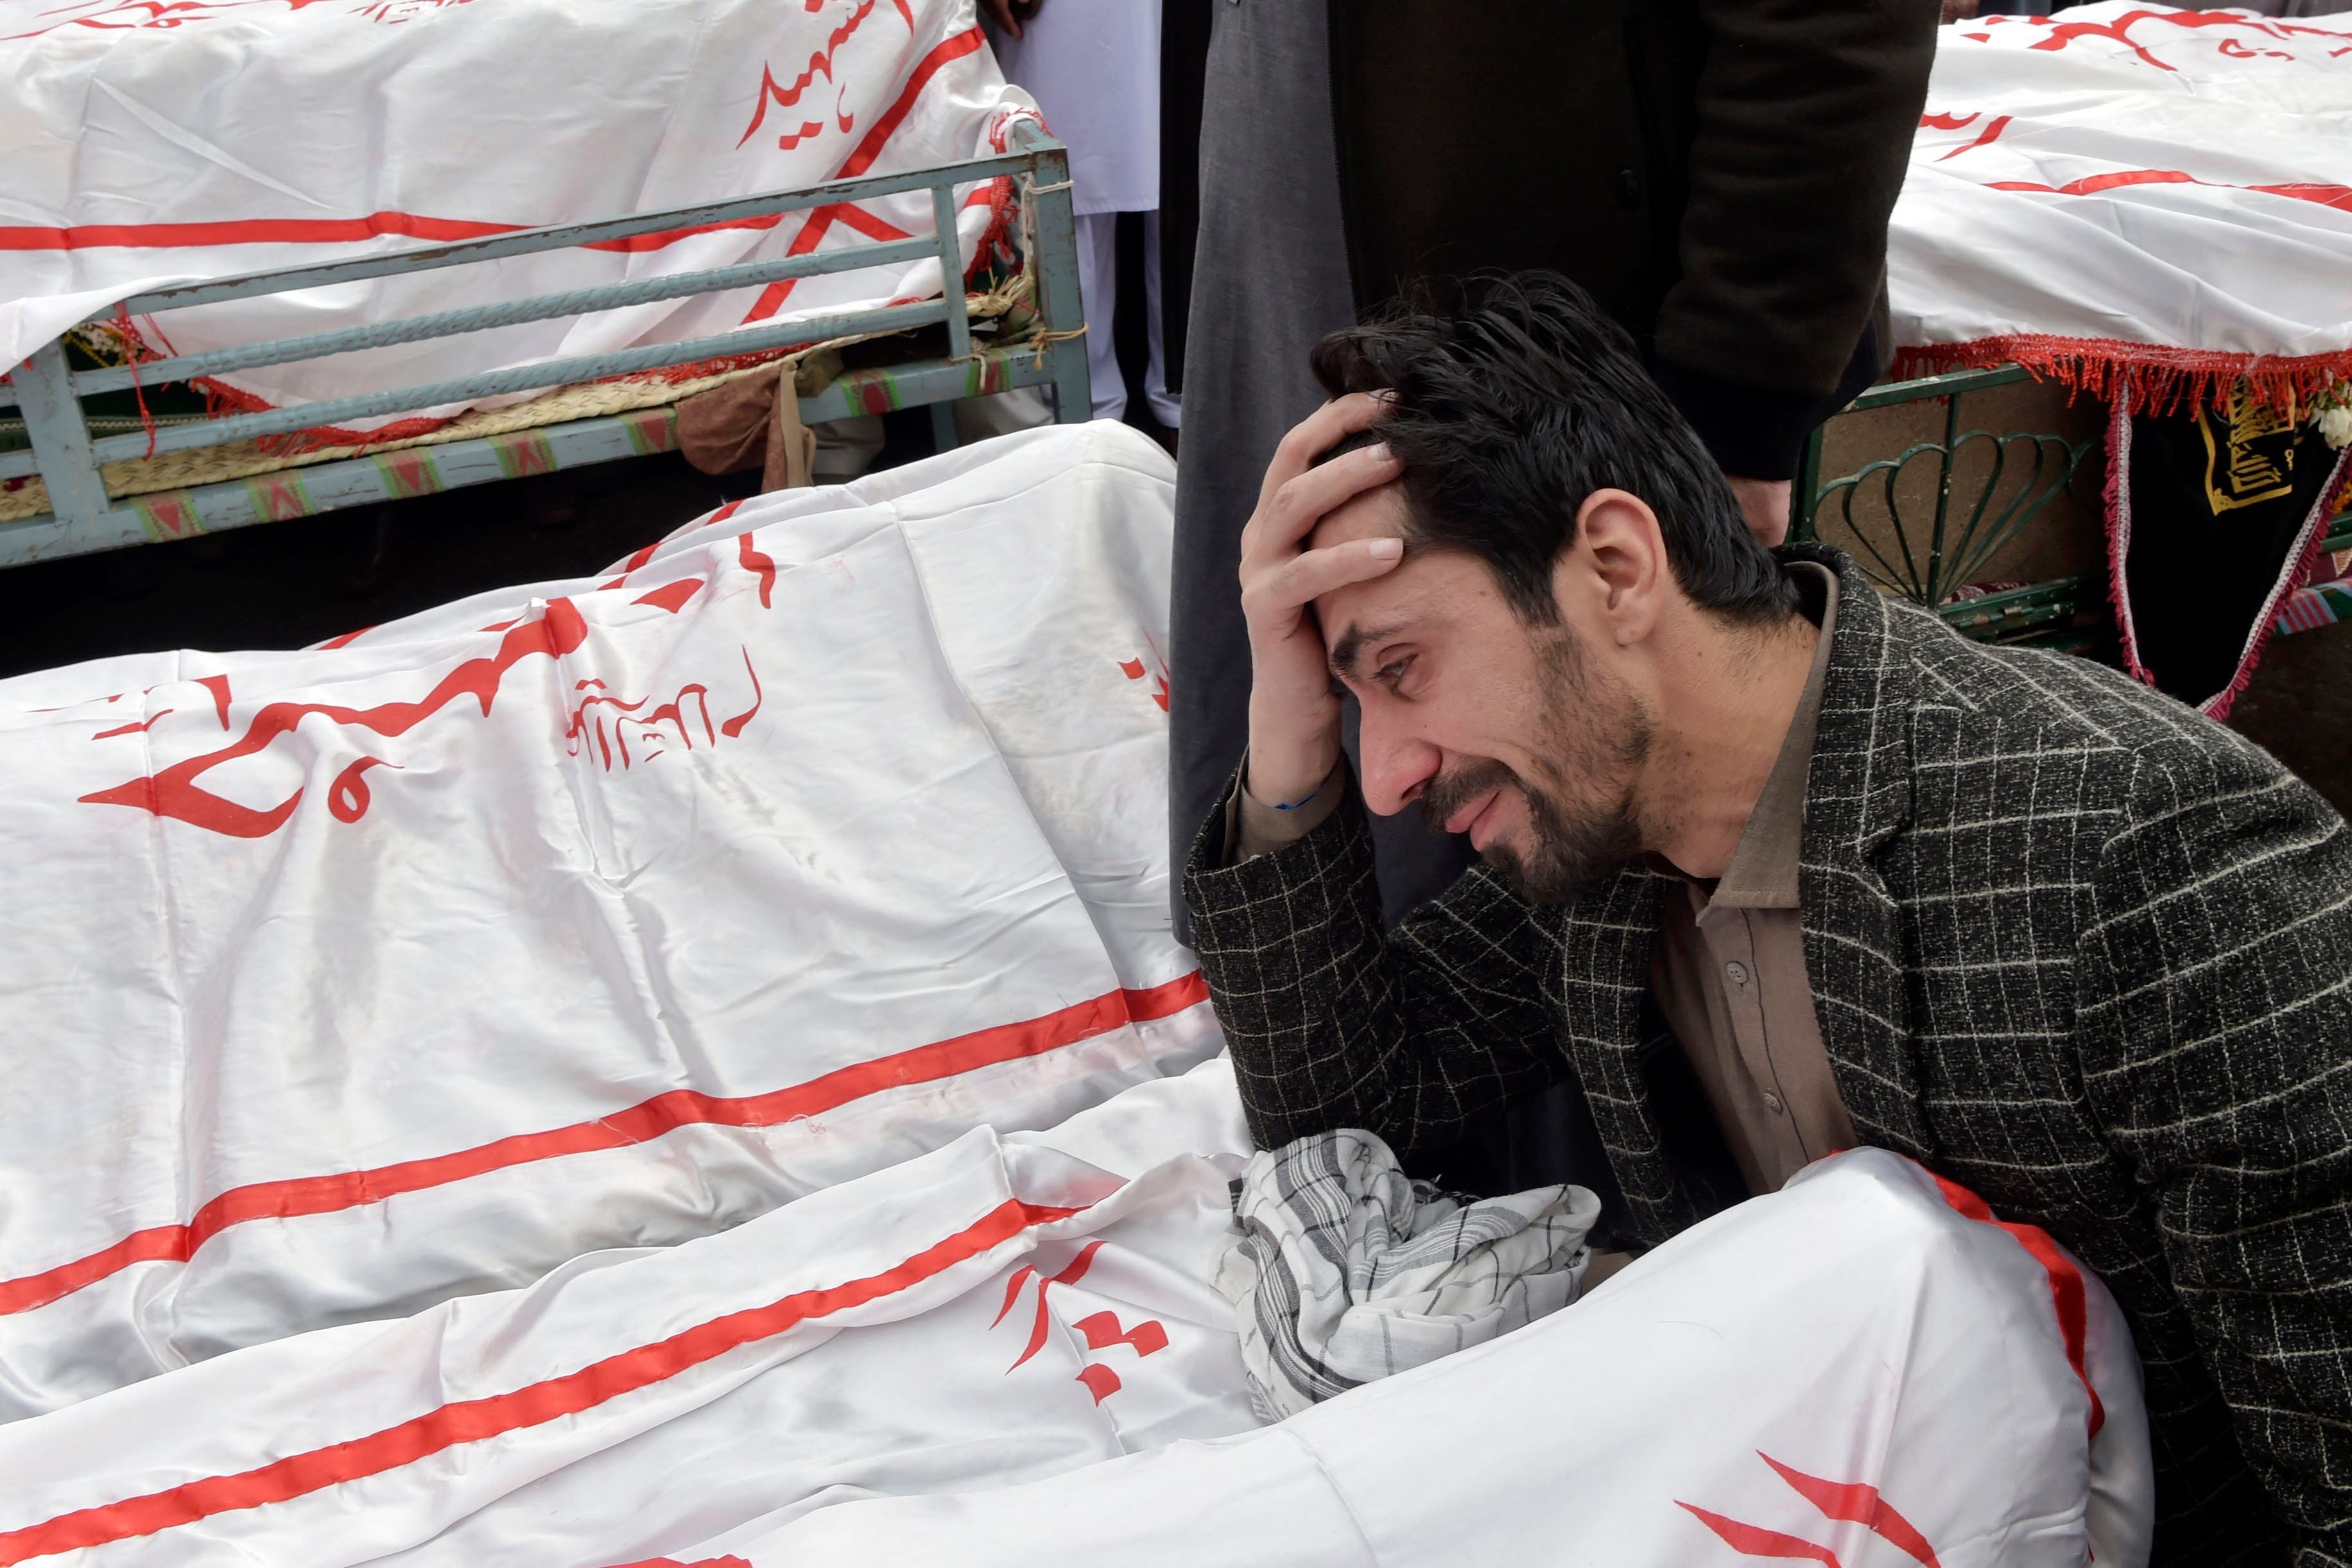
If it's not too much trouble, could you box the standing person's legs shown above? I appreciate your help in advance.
[1074,211,1127,422]
[1168,2,1473,942]
[1142,210,1182,431]
[1166,1,1353,945]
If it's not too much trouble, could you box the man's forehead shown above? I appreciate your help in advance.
[1310,489,1462,672]
[1307,481,1410,551]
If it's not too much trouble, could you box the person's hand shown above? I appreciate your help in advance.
[1724,474,1792,547]
[1238,395,1407,808]
[980,0,1042,40]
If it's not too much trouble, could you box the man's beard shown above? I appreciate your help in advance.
[1417,632,1650,905]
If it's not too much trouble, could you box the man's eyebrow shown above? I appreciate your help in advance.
[1327,622,1404,678]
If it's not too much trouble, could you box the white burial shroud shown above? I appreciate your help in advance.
[0,1063,2152,1568]
[0,0,1035,433]
[1888,3,2352,405]
[0,422,1215,1419]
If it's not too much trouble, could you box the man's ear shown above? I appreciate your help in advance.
[1557,488,1668,646]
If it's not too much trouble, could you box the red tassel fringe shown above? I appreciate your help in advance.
[1892,334,2352,420]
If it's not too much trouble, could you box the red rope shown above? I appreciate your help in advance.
[110,304,159,460]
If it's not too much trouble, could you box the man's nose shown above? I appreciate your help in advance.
[1356,711,1442,818]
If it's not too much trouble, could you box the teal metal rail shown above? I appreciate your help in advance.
[0,118,1088,567]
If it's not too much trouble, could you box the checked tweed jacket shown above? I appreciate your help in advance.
[1184,546,2352,1565]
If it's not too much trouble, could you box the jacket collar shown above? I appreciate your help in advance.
[1560,546,1935,1236]
[1783,542,1913,859]
[1784,542,1931,1160]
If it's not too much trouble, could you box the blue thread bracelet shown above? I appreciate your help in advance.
[1269,777,1327,812]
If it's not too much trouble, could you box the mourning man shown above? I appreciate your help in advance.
[1165,1,1940,937]
[1184,273,2352,1564]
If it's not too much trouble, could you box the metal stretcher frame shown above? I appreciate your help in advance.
[1791,364,2352,648]
[0,118,1090,569]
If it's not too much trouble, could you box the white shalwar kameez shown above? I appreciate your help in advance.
[990,1,1179,427]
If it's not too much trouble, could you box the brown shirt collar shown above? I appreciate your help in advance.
[1645,561,1840,910]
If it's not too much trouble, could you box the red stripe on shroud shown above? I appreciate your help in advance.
[0,210,800,255]
[0,212,517,251]
[1924,1171,2106,1440]
[1985,166,2352,211]
[742,28,985,322]
[0,972,1209,1318]
[0,1197,1080,1565]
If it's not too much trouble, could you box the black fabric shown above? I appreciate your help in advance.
[1157,0,1211,397]
[1185,545,2352,1565]
[1112,209,1152,422]
[1654,311,1888,481]
[1327,0,1679,339]
[1166,0,1357,959]
[2120,399,2344,711]
[1323,0,1930,480]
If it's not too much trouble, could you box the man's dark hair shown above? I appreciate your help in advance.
[1310,270,1800,625]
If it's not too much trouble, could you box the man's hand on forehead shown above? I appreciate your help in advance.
[1237,395,1410,811]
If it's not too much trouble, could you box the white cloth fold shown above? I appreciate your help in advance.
[1213,1128,1600,1421]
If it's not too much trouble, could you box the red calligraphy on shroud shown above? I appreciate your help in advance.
[1,0,329,42]
[196,673,231,727]
[79,600,589,838]
[1071,1311,1167,1357]
[1934,113,2011,162]
[2024,8,2346,71]
[632,578,702,614]
[600,542,661,591]
[1679,1508,1843,1567]
[1119,655,1170,712]
[992,1239,1104,1370]
[1677,1452,1941,1568]
[737,1,879,149]
[564,679,713,773]
[740,28,987,322]
[92,709,172,740]
[327,757,400,823]
[738,532,777,608]
[720,651,765,738]
[992,1243,1168,1405]
[1758,1458,1941,1568]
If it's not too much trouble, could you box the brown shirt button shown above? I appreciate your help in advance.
[1725,960,1749,987]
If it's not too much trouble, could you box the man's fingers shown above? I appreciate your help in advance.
[1245,538,1405,628]
[1241,443,1403,566]
[1254,391,1394,512]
